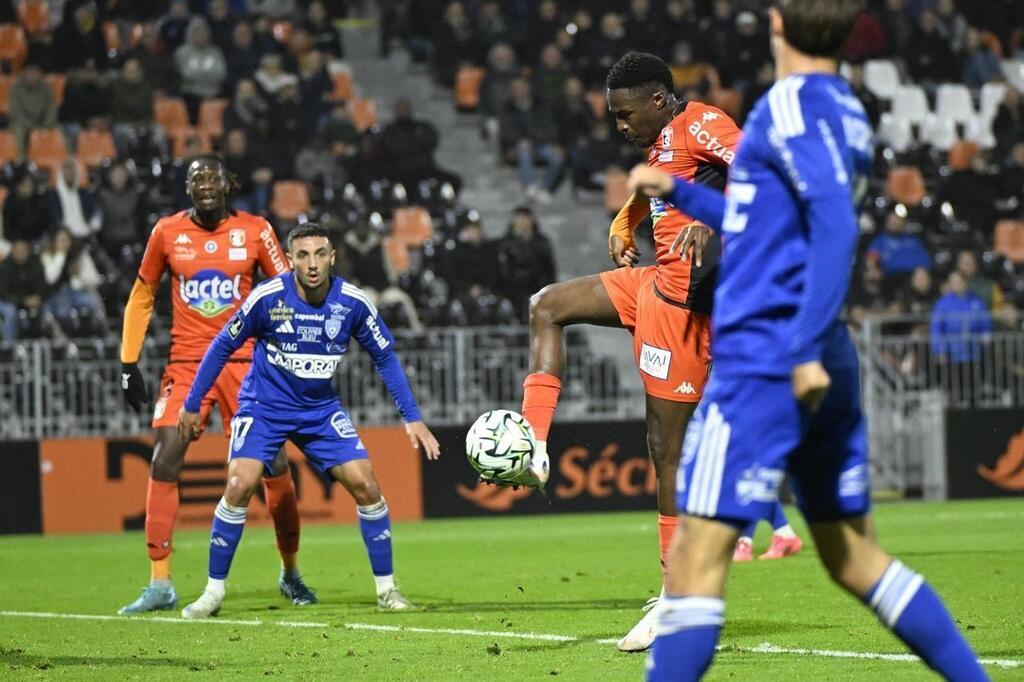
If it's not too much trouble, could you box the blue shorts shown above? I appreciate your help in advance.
[228,401,368,475]
[677,336,871,525]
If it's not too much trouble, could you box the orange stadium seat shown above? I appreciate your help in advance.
[994,220,1024,264]
[0,130,17,165]
[454,66,485,111]
[154,97,190,136]
[16,0,50,36]
[27,127,68,172]
[198,98,229,138]
[0,24,28,72]
[45,73,65,106]
[586,89,607,120]
[383,236,410,274]
[170,128,212,160]
[330,71,353,101]
[76,129,116,166]
[392,206,433,247]
[0,74,12,115]
[886,166,926,207]
[604,168,630,216]
[270,181,311,221]
[347,97,378,132]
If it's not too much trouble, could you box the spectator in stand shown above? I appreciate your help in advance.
[110,58,166,158]
[935,0,969,54]
[206,0,238,53]
[254,52,298,98]
[8,63,57,160]
[531,1,564,62]
[295,134,349,191]
[906,9,960,86]
[992,87,1024,153]
[431,1,480,88]
[940,151,997,235]
[532,45,571,109]
[96,163,143,259]
[843,8,889,61]
[0,240,50,339]
[669,40,720,94]
[160,0,192,52]
[962,28,1004,89]
[297,50,332,116]
[342,216,423,332]
[41,227,106,330]
[319,102,361,152]
[849,258,891,326]
[53,2,108,71]
[2,172,56,244]
[223,78,273,140]
[379,98,462,193]
[247,0,299,20]
[930,270,992,400]
[569,122,630,193]
[700,0,738,79]
[500,77,565,203]
[444,217,502,325]
[722,11,770,92]
[475,0,510,56]
[479,43,519,141]
[880,0,913,56]
[305,1,344,58]
[133,21,179,94]
[58,62,110,145]
[903,266,936,317]
[51,160,98,240]
[497,206,556,319]
[956,249,1003,311]
[223,128,274,214]
[582,12,629,85]
[625,0,659,51]
[867,212,932,278]
[226,21,263,85]
[175,17,228,123]
[662,0,700,52]
[272,82,316,162]
[995,142,1024,220]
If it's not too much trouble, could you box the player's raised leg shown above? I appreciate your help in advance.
[182,456,265,619]
[329,458,412,610]
[758,501,803,560]
[810,516,988,681]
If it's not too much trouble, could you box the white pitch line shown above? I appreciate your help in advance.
[0,611,1019,669]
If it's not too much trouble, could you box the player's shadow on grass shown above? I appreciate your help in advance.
[0,649,209,671]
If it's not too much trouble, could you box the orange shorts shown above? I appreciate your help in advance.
[151,360,250,432]
[599,265,712,402]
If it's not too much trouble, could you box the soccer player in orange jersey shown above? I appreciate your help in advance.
[520,52,738,651]
[118,156,314,614]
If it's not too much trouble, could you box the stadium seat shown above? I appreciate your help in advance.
[270,180,311,220]
[383,236,411,274]
[1001,60,1024,94]
[979,82,1007,119]
[169,128,212,159]
[886,166,926,206]
[604,168,630,215]
[0,130,17,165]
[27,128,68,172]
[993,220,1024,264]
[890,85,930,126]
[965,116,996,149]
[330,71,353,102]
[920,114,958,151]
[934,84,974,124]
[876,113,913,153]
[0,24,28,73]
[0,74,11,116]
[154,97,190,137]
[392,206,433,247]
[76,129,116,166]
[16,0,50,36]
[947,141,980,171]
[45,73,65,106]
[197,98,228,138]
[454,66,485,112]
[864,59,901,99]
[347,97,378,132]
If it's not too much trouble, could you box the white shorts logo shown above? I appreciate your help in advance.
[638,343,671,380]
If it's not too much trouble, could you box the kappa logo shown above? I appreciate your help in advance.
[673,381,697,395]
[174,233,192,245]
[275,319,295,334]
[701,111,722,123]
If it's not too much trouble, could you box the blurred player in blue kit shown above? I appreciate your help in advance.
[628,0,989,679]
[177,222,441,618]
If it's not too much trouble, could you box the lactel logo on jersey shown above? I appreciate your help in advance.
[179,270,242,317]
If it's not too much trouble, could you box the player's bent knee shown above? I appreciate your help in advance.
[224,474,259,507]
[347,477,381,506]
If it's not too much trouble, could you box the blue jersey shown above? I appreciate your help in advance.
[185,273,421,422]
[672,74,874,377]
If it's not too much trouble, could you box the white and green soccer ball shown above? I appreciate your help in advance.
[465,409,537,483]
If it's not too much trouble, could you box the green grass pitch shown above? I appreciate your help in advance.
[0,499,1021,680]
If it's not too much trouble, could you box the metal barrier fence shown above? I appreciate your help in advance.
[0,327,645,440]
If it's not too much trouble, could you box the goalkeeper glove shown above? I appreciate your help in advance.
[121,362,150,413]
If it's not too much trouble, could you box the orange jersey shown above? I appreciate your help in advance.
[137,210,289,361]
[646,101,741,308]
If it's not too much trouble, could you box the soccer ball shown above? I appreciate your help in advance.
[465,410,537,483]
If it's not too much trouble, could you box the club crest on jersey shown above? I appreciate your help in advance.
[325,317,342,339]
[229,229,246,248]
[268,299,294,322]
[178,270,242,318]
[661,125,673,148]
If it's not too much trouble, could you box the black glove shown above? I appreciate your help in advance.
[121,362,150,413]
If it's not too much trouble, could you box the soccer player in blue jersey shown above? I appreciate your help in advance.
[176,222,441,618]
[628,1,989,680]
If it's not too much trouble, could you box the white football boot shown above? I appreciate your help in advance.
[617,595,663,652]
[377,587,414,610]
[519,442,551,490]
[181,590,224,619]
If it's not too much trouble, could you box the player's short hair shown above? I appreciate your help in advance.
[186,154,241,194]
[775,0,865,58]
[606,52,674,96]
[287,222,333,251]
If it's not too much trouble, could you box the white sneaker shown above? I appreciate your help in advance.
[522,447,550,489]
[377,587,414,610]
[617,596,662,652]
[181,590,223,619]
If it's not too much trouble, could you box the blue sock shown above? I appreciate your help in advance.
[769,501,789,531]
[357,498,393,577]
[865,560,988,681]
[646,596,723,682]
[739,519,757,539]
[209,497,247,580]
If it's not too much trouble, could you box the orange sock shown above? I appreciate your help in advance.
[145,479,179,580]
[521,372,562,442]
[658,514,678,581]
[263,469,300,570]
